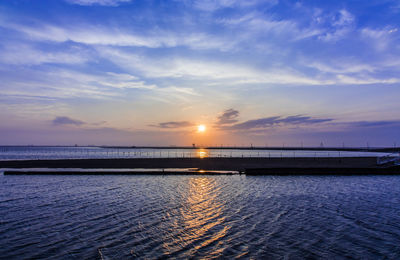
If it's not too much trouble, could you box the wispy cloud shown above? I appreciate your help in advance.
[52,116,85,126]
[191,0,277,11]
[306,60,375,74]
[0,43,89,65]
[101,46,400,86]
[96,46,333,85]
[0,66,161,105]
[218,11,320,42]
[346,120,400,128]
[149,121,194,129]
[317,9,355,42]
[2,7,399,88]
[221,115,333,130]
[361,26,399,51]
[216,108,239,125]
[3,20,234,51]
[98,72,157,90]
[219,8,355,44]
[65,0,132,6]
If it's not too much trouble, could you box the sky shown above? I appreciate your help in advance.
[0,0,400,147]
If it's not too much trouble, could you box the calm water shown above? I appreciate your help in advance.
[0,146,390,160]
[1,174,400,259]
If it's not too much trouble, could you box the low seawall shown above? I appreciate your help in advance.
[246,167,400,175]
[0,157,380,171]
[3,170,239,175]
[2,157,400,175]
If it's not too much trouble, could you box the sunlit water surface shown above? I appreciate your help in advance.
[1,174,400,259]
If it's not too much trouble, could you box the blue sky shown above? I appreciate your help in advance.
[0,0,400,146]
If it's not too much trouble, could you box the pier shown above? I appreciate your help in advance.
[1,156,400,175]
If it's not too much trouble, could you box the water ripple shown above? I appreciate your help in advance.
[1,175,400,259]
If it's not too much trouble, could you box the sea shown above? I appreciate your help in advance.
[1,147,399,259]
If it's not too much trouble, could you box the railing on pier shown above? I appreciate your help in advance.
[0,146,391,160]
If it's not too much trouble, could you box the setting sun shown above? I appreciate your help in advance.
[197,124,206,132]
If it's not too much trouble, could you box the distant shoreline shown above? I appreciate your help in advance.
[0,145,399,153]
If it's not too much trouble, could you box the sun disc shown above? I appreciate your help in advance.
[197,124,206,132]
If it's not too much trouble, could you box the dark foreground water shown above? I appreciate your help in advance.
[1,174,400,259]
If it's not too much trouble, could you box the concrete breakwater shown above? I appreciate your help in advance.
[1,157,400,175]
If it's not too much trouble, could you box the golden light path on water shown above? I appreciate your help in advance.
[162,177,232,257]
[197,148,208,158]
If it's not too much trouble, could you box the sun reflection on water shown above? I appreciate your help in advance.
[197,149,209,158]
[162,177,230,257]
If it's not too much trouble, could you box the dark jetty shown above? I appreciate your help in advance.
[3,170,237,175]
[1,157,400,175]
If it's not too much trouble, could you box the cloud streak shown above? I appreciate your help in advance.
[3,20,234,51]
[149,121,194,129]
[216,108,239,125]
[345,120,400,129]
[220,115,333,130]
[52,116,85,126]
[65,0,132,6]
[0,44,88,65]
